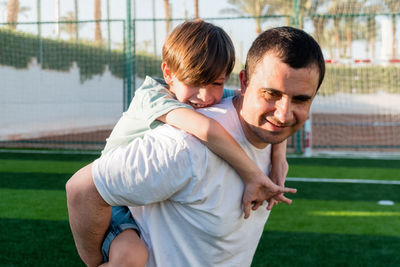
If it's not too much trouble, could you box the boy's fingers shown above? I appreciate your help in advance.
[243,201,251,219]
[266,200,274,210]
[276,195,293,205]
[280,186,297,194]
[252,201,263,211]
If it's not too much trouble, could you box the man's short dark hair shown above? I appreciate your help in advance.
[245,26,325,90]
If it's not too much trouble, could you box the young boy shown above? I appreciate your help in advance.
[98,20,292,266]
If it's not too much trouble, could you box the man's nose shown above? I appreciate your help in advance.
[274,97,293,124]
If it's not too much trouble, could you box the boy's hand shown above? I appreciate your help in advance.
[266,158,290,210]
[242,172,296,219]
[270,157,289,187]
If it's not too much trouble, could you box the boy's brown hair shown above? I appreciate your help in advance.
[162,19,235,86]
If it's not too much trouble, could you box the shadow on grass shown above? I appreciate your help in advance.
[0,218,84,266]
[252,230,400,267]
[0,151,99,162]
[0,172,70,190]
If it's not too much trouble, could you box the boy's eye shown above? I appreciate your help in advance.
[212,82,223,86]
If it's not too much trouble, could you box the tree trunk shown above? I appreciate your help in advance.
[313,17,326,43]
[94,0,103,44]
[194,0,199,18]
[370,37,375,60]
[255,20,261,35]
[163,0,171,35]
[7,0,19,29]
[37,0,41,36]
[346,26,352,58]
[329,46,334,60]
[107,0,111,49]
[392,15,396,59]
[334,19,341,59]
[75,0,79,41]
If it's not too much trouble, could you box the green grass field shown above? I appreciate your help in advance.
[0,151,399,266]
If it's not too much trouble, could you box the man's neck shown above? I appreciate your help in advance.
[232,96,269,149]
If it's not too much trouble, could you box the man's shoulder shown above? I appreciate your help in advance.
[198,97,241,137]
[198,97,234,121]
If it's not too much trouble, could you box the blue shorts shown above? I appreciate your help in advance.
[102,206,141,262]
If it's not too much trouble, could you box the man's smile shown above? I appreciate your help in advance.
[262,116,294,132]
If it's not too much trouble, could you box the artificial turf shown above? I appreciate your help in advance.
[0,151,399,266]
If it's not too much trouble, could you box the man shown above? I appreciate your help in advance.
[66,26,325,267]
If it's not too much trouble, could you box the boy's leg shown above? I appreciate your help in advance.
[102,229,148,267]
[100,206,148,267]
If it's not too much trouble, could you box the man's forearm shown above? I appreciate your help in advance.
[66,163,111,267]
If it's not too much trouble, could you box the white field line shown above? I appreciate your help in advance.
[287,177,400,185]
[0,149,399,185]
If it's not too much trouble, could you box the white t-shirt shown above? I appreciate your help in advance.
[102,76,236,155]
[102,76,193,155]
[93,97,272,267]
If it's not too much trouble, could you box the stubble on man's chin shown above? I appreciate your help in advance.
[251,125,293,145]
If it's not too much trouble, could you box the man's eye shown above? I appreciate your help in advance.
[262,90,280,98]
[293,96,311,104]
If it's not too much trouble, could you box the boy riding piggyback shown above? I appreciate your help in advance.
[73,20,294,266]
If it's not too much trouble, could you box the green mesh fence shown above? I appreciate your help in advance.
[1,0,400,155]
[0,20,127,150]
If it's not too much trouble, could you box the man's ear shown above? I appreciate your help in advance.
[239,70,248,95]
[161,62,173,85]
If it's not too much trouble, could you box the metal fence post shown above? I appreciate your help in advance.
[125,0,133,111]
[293,0,303,154]
[132,0,136,99]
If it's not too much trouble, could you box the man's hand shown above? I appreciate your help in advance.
[241,170,296,219]
[66,163,112,267]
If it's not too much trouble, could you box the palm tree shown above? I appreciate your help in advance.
[94,0,103,43]
[309,0,329,44]
[320,26,336,60]
[6,0,18,29]
[194,0,199,18]
[361,2,382,60]
[107,0,111,49]
[364,15,377,60]
[220,0,278,35]
[74,0,79,41]
[327,0,354,59]
[344,1,360,58]
[5,0,30,30]
[328,0,374,59]
[60,11,77,40]
[383,0,400,59]
[272,0,313,29]
[163,0,171,35]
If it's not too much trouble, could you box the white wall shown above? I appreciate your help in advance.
[1,60,129,141]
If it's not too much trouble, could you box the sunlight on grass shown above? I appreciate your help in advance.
[288,165,400,180]
[0,188,68,221]
[266,199,400,237]
[310,211,400,217]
